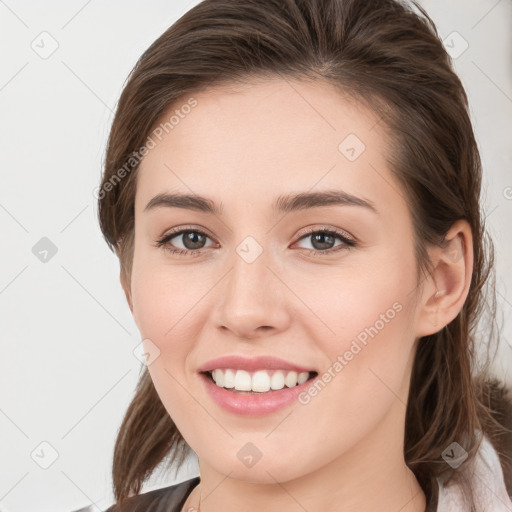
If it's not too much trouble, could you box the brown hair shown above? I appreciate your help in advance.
[97,0,512,509]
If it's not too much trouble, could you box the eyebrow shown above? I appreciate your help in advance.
[144,190,378,215]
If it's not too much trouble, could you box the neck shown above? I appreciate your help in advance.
[194,464,426,512]
[193,467,426,512]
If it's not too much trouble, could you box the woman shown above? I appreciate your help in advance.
[97,0,512,510]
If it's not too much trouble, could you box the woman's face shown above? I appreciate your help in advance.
[128,78,434,483]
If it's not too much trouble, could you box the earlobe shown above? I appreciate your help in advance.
[415,220,473,337]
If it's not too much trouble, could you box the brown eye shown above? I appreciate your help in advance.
[175,230,208,250]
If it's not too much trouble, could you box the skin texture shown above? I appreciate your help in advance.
[122,77,473,512]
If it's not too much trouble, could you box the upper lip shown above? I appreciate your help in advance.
[198,355,315,374]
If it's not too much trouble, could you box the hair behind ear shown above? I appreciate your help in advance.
[116,230,135,312]
[111,368,190,509]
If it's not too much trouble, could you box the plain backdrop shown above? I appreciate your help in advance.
[0,1,511,511]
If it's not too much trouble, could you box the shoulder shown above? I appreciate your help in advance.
[103,476,200,512]
[437,433,512,511]
[484,377,512,494]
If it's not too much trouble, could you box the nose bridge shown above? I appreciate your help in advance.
[226,235,272,310]
[213,234,289,337]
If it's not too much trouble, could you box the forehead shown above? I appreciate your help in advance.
[135,78,402,219]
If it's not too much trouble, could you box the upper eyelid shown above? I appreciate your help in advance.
[299,225,354,241]
[160,225,215,240]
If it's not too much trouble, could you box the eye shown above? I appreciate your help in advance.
[154,227,217,256]
[154,225,356,257]
[294,227,356,255]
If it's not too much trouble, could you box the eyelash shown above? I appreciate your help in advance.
[154,225,356,257]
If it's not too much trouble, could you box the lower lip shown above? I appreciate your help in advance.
[199,372,317,416]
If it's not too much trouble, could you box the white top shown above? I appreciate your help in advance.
[437,434,512,511]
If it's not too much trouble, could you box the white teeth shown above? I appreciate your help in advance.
[270,371,285,390]
[212,369,223,387]
[210,369,311,392]
[234,370,252,391]
[297,371,309,385]
[285,371,298,388]
[223,369,236,388]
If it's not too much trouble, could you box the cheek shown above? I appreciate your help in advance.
[295,248,417,348]
[129,255,215,402]
[296,245,419,400]
[131,263,204,426]
[131,252,202,342]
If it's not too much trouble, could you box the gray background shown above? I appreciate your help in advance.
[0,1,511,511]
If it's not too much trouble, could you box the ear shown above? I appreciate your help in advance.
[415,219,473,337]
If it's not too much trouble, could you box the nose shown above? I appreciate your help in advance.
[211,245,291,340]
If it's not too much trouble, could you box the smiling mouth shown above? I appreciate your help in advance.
[202,369,318,394]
